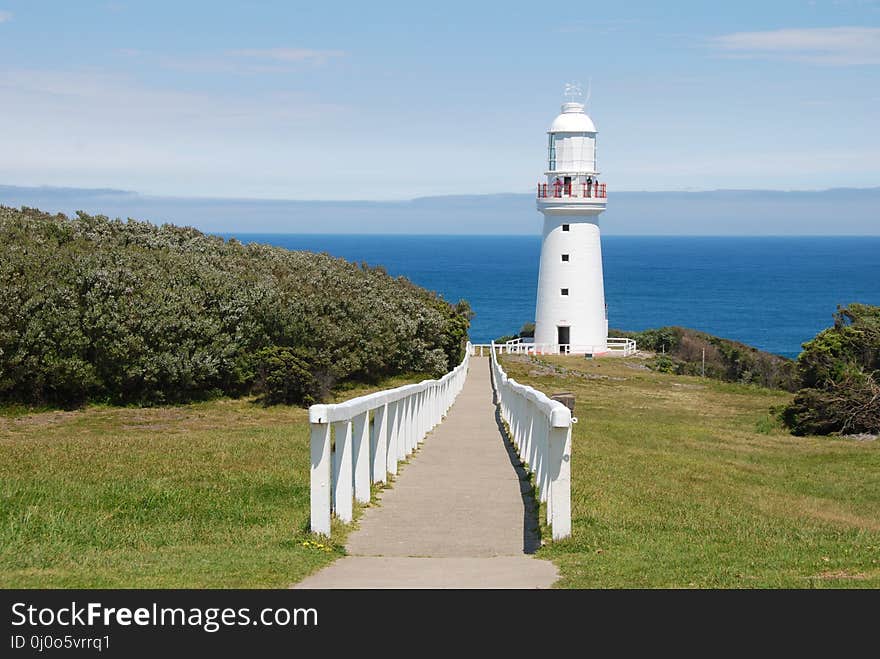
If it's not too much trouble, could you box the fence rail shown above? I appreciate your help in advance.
[489,341,573,540]
[309,343,471,535]
[471,337,637,357]
[606,337,638,355]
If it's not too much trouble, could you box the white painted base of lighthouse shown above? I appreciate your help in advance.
[534,216,607,354]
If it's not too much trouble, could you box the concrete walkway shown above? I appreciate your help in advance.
[293,357,558,589]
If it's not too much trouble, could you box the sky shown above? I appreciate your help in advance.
[0,1,879,200]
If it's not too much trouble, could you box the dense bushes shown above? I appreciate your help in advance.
[0,206,471,406]
[782,304,880,436]
[254,347,319,406]
[613,326,798,390]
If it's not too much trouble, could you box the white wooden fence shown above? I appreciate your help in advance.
[489,341,574,540]
[472,337,637,357]
[308,343,471,535]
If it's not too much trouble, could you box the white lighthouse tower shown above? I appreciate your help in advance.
[534,85,608,354]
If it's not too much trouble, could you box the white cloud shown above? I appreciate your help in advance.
[712,27,880,65]
[227,48,345,64]
[0,10,13,23]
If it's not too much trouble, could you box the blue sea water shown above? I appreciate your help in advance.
[228,235,880,359]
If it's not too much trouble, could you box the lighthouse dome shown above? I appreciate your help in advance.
[549,102,596,133]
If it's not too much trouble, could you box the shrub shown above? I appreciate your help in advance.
[637,327,682,353]
[0,207,472,407]
[783,304,880,436]
[650,354,676,374]
[254,347,317,406]
[618,326,797,390]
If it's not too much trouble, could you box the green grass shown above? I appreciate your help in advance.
[501,354,880,588]
[7,356,878,589]
[0,374,423,588]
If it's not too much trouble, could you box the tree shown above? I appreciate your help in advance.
[783,304,880,435]
[519,322,535,338]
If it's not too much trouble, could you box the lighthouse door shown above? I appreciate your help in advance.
[557,326,570,354]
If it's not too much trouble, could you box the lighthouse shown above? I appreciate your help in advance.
[534,86,608,354]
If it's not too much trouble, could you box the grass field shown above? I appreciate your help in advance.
[0,375,421,588]
[500,354,880,588]
[4,356,879,589]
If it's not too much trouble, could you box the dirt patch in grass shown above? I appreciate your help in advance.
[0,410,80,435]
[811,570,869,580]
[802,503,880,533]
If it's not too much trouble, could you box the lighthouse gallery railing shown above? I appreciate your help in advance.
[308,343,470,535]
[537,182,607,199]
[490,341,573,540]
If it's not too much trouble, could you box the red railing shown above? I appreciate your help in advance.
[537,182,607,199]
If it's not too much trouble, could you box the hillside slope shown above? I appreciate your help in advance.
[0,206,470,405]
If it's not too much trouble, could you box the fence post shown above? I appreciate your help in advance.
[400,395,411,459]
[400,395,410,459]
[408,393,417,453]
[310,421,331,535]
[410,392,417,448]
[516,396,524,450]
[522,400,534,465]
[548,424,572,539]
[425,387,432,431]
[386,400,399,477]
[417,390,426,443]
[332,419,353,522]
[514,395,524,447]
[352,411,370,504]
[414,392,422,449]
[412,391,420,446]
[372,403,388,484]
[537,421,548,504]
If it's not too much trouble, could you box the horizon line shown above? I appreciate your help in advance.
[2,182,879,205]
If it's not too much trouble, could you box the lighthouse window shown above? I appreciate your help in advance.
[561,288,569,296]
[548,134,556,170]
[562,224,570,232]
[561,254,569,262]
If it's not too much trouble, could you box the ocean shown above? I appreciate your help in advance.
[228,235,880,359]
